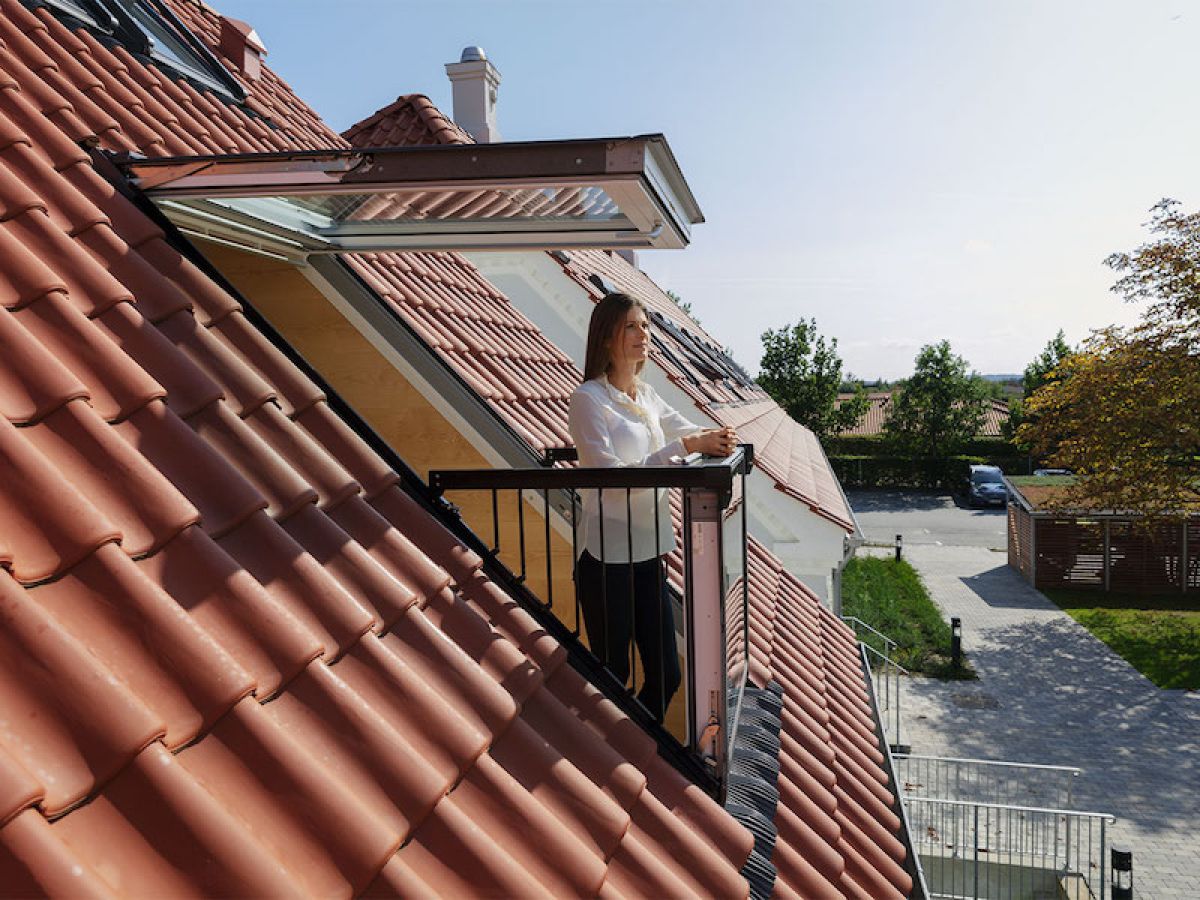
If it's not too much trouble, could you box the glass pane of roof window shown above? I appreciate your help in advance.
[41,0,109,27]
[103,0,246,100]
[122,136,703,257]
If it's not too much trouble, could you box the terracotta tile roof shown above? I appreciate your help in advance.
[344,249,578,450]
[0,2,756,894]
[837,391,1011,438]
[345,93,473,148]
[0,2,909,896]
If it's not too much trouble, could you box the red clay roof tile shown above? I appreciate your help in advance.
[16,290,165,422]
[189,399,318,520]
[135,524,322,697]
[25,399,198,555]
[0,301,88,422]
[216,509,377,657]
[0,570,164,815]
[158,309,275,415]
[33,542,254,748]
[113,399,265,536]
[281,503,418,631]
[0,413,121,582]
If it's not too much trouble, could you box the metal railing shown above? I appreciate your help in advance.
[895,755,1081,811]
[894,755,1113,900]
[430,447,751,784]
[904,797,1114,900]
[842,615,907,749]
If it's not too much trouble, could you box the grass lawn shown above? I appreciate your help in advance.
[1044,589,1200,690]
[843,556,974,679]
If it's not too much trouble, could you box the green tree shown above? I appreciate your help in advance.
[757,319,867,438]
[1020,200,1200,514]
[1023,329,1073,397]
[1003,330,1073,444]
[885,341,988,457]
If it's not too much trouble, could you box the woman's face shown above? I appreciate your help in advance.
[607,306,650,372]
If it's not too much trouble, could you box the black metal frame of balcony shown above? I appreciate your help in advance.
[431,447,753,791]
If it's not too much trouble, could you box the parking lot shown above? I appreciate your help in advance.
[847,489,1008,549]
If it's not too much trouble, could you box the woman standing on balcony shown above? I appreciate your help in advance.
[569,292,737,722]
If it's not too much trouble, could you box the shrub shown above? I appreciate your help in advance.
[830,454,1030,490]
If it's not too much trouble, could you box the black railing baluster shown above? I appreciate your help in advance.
[491,488,500,555]
[571,490,580,637]
[656,486,665,726]
[516,488,526,583]
[626,487,636,703]
[543,488,553,610]
[599,488,607,671]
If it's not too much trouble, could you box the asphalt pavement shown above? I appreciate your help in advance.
[848,489,1008,549]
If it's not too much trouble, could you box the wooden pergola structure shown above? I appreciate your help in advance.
[1006,478,1200,593]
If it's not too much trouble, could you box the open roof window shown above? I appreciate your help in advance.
[121,135,704,257]
[36,0,246,102]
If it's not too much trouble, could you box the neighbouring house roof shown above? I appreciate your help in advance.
[345,92,473,148]
[836,391,1010,439]
[0,2,910,897]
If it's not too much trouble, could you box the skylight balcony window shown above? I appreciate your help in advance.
[36,0,247,101]
[121,136,705,257]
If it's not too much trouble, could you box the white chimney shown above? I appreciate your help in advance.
[445,47,501,143]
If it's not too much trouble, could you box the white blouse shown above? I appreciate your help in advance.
[568,376,702,563]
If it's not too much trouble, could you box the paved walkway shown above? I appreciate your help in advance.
[894,544,1200,900]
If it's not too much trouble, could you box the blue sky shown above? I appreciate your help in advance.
[218,0,1199,379]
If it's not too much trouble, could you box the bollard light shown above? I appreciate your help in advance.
[1111,845,1133,900]
[895,534,903,562]
[950,617,962,671]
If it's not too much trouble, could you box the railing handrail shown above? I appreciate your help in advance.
[430,445,751,494]
[895,753,1082,777]
[902,795,1114,821]
[862,641,911,675]
[843,615,898,652]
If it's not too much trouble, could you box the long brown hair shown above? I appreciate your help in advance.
[582,292,648,382]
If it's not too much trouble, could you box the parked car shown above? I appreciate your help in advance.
[1033,468,1072,477]
[967,464,1008,508]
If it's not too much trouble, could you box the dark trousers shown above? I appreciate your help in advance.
[575,551,681,721]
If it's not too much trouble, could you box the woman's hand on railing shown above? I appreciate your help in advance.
[683,427,738,457]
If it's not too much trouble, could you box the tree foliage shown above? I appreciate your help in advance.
[758,319,867,438]
[885,341,988,457]
[1003,330,1073,444]
[1023,329,1073,397]
[1019,200,1200,514]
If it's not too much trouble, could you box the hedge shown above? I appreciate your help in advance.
[826,434,1020,459]
[830,455,1033,490]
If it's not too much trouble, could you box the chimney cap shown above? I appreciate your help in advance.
[460,46,487,63]
[221,16,266,54]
